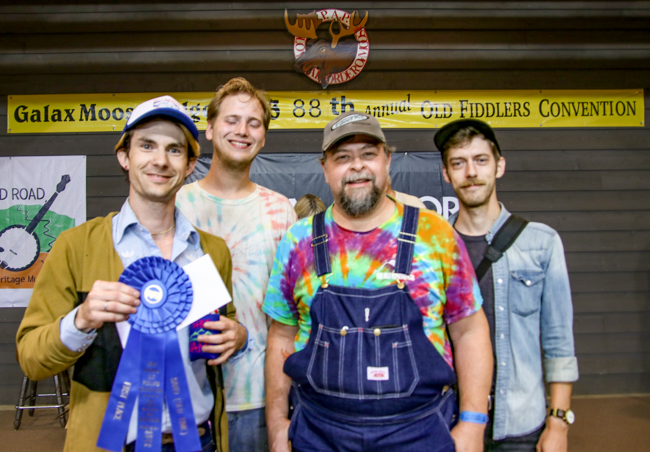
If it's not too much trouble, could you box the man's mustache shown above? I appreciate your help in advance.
[343,173,376,185]
[460,178,486,188]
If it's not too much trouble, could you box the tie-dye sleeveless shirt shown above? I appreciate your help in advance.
[176,182,297,411]
[262,202,482,368]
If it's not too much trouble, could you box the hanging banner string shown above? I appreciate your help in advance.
[7,89,644,134]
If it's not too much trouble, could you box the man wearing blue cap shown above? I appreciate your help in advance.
[16,96,246,452]
[435,119,578,452]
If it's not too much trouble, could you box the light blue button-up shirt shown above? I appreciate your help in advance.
[60,199,212,445]
[450,203,579,440]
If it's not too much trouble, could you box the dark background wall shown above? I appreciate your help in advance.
[0,1,649,405]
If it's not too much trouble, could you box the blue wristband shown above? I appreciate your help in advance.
[459,411,489,424]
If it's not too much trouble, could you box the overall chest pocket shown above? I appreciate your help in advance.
[307,324,419,400]
[509,270,544,316]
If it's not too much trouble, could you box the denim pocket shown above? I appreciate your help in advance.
[307,324,418,399]
[510,269,544,316]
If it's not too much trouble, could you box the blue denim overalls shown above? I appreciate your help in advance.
[284,206,458,451]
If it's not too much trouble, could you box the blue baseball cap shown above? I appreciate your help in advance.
[115,95,200,157]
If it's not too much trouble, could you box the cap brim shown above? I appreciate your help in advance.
[322,130,386,152]
[116,109,201,158]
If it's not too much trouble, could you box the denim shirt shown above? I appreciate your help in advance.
[450,203,578,440]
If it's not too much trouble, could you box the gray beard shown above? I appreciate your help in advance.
[338,182,382,217]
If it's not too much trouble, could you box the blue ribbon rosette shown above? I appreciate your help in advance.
[97,256,202,452]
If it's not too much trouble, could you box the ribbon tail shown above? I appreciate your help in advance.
[135,333,166,452]
[164,330,202,452]
[97,329,142,452]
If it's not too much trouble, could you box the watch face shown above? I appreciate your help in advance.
[565,410,575,424]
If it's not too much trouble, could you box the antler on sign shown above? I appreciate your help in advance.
[284,10,323,39]
[330,10,368,48]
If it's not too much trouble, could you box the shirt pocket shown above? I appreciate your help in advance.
[509,269,545,317]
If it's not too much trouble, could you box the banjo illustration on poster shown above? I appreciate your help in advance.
[0,175,70,272]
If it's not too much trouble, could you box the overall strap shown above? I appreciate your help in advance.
[394,206,420,276]
[311,211,331,277]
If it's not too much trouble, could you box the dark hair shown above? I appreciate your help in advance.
[439,127,500,166]
[207,77,271,131]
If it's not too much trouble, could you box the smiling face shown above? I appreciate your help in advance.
[322,135,391,218]
[206,93,266,170]
[442,136,505,209]
[117,119,196,205]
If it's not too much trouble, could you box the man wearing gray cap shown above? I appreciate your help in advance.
[263,111,492,452]
[435,119,578,452]
[16,95,245,452]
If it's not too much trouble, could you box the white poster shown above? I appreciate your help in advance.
[0,156,86,307]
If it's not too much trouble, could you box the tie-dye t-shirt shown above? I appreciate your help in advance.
[176,182,297,411]
[262,202,482,367]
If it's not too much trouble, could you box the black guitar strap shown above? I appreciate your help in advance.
[474,214,528,282]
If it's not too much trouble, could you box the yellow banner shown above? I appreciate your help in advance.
[7,90,644,133]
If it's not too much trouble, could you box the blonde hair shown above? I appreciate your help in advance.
[207,77,271,130]
[294,194,326,219]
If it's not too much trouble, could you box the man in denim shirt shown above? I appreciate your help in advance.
[435,119,579,451]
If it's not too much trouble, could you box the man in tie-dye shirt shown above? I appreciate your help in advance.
[176,78,296,452]
[263,111,493,452]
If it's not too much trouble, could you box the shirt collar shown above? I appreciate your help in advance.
[486,202,511,242]
[114,198,201,249]
[447,202,511,243]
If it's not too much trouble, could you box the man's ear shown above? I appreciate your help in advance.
[205,120,214,141]
[116,149,129,170]
[496,156,506,179]
[320,158,330,185]
[442,164,451,184]
[185,157,197,178]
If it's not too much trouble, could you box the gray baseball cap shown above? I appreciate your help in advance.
[322,111,386,152]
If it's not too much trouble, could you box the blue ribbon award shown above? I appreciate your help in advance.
[97,256,202,452]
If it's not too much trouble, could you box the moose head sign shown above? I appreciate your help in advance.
[285,9,370,89]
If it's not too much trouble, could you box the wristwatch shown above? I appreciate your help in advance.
[549,408,575,425]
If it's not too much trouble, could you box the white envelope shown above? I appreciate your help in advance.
[116,254,232,348]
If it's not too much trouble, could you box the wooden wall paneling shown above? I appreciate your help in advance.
[575,374,650,395]
[521,211,650,232]
[499,191,650,212]
[574,312,650,334]
[499,170,650,192]
[2,3,649,34]
[3,49,650,75]
[2,29,650,55]
[565,252,650,273]
[560,231,650,252]
[87,197,128,219]
[575,332,650,354]
[2,70,650,94]
[568,272,650,293]
[2,130,650,157]
[578,353,650,375]
[573,292,650,314]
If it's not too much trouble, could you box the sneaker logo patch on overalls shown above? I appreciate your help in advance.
[367,366,389,381]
